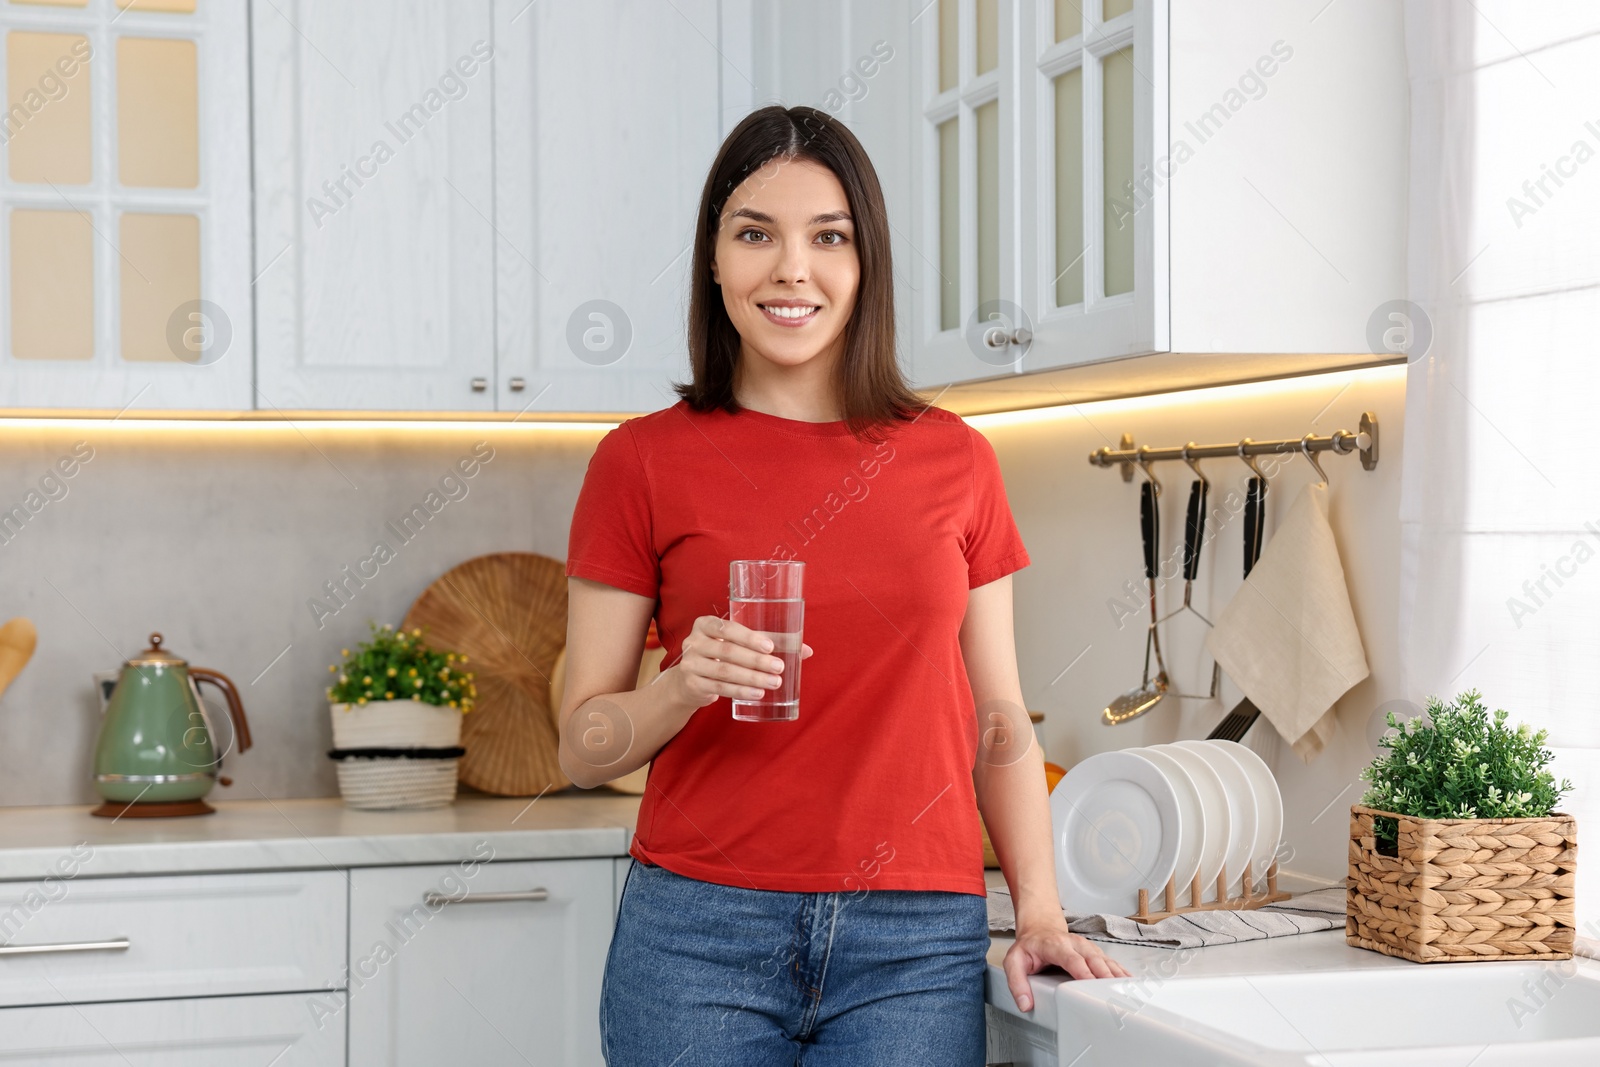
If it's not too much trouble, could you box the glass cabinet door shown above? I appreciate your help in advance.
[0,0,251,411]
[911,0,1167,392]
[913,0,1021,389]
[1025,0,1167,370]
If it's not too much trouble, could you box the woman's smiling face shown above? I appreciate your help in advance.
[712,157,860,376]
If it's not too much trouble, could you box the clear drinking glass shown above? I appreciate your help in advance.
[728,560,804,722]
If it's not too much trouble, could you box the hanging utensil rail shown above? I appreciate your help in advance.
[1087,412,1379,481]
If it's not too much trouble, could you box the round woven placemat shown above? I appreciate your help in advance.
[403,552,568,796]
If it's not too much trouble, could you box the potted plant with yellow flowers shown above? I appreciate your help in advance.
[325,622,478,809]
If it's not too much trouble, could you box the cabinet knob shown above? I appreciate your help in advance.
[471,377,488,392]
[508,377,526,392]
[983,326,1032,349]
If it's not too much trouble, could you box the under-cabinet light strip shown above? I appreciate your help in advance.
[0,416,620,432]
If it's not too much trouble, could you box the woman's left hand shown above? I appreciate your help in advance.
[1002,920,1131,1012]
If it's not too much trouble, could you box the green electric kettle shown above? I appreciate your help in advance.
[91,633,253,818]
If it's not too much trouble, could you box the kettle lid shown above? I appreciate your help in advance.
[125,632,187,668]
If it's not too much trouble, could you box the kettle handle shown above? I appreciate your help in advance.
[189,667,253,754]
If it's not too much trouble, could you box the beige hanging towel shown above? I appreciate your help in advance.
[1205,481,1369,760]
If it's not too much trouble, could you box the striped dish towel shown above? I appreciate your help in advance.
[987,886,1346,949]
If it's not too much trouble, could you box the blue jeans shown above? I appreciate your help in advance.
[600,860,990,1066]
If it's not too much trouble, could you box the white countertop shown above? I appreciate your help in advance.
[27,791,1580,1036]
[982,866,1382,1032]
[11,795,1588,1042]
[982,866,1600,1035]
[0,791,644,881]
[985,926,1421,1034]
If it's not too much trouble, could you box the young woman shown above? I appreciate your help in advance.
[562,104,1127,1066]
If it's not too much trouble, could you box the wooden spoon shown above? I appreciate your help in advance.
[0,618,37,702]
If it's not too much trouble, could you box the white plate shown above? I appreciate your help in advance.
[1135,747,1205,906]
[1174,739,1257,898]
[1151,743,1230,903]
[1050,751,1181,917]
[1206,739,1284,889]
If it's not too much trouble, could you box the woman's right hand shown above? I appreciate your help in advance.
[663,614,812,711]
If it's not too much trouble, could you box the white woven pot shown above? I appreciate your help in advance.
[330,699,461,748]
[335,757,459,810]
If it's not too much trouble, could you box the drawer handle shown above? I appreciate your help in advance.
[0,937,131,958]
[424,888,549,907]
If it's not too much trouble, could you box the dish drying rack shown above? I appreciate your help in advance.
[1132,859,1290,923]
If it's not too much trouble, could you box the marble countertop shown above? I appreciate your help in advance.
[10,791,1495,1034]
[0,791,644,881]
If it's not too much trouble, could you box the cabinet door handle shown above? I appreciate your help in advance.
[0,937,131,957]
[471,377,489,392]
[508,377,526,392]
[423,888,549,907]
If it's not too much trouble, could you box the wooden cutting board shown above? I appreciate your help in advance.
[403,552,568,796]
[0,618,37,703]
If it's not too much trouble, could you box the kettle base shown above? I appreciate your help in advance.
[90,798,216,818]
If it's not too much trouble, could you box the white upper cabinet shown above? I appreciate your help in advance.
[254,0,723,416]
[0,0,252,412]
[494,0,723,416]
[759,0,1404,394]
[4,0,1406,417]
[1161,0,1406,356]
[252,0,497,413]
[1015,0,1167,374]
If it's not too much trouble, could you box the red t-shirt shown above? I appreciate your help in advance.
[565,398,1030,895]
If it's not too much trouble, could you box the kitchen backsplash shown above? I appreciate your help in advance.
[0,421,604,807]
[978,364,1407,887]
[0,365,1404,892]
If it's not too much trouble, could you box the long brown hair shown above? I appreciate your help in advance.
[673,105,924,440]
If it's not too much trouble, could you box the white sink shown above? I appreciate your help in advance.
[1057,960,1600,1066]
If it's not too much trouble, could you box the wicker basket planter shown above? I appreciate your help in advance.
[1346,803,1578,963]
[331,751,463,810]
[330,699,461,749]
[328,700,465,810]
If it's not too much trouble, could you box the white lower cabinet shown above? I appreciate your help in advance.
[0,869,346,1008]
[0,991,345,1065]
[985,1004,1059,1067]
[347,858,614,1066]
[0,855,619,1065]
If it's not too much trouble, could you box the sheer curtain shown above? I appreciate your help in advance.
[1400,2,1600,932]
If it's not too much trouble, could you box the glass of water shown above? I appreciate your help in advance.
[728,560,804,722]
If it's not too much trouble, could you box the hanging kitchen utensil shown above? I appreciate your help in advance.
[1206,440,1280,742]
[1156,446,1221,700]
[1103,459,1169,725]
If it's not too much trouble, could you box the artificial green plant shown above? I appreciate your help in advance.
[327,621,477,712]
[1359,689,1570,850]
